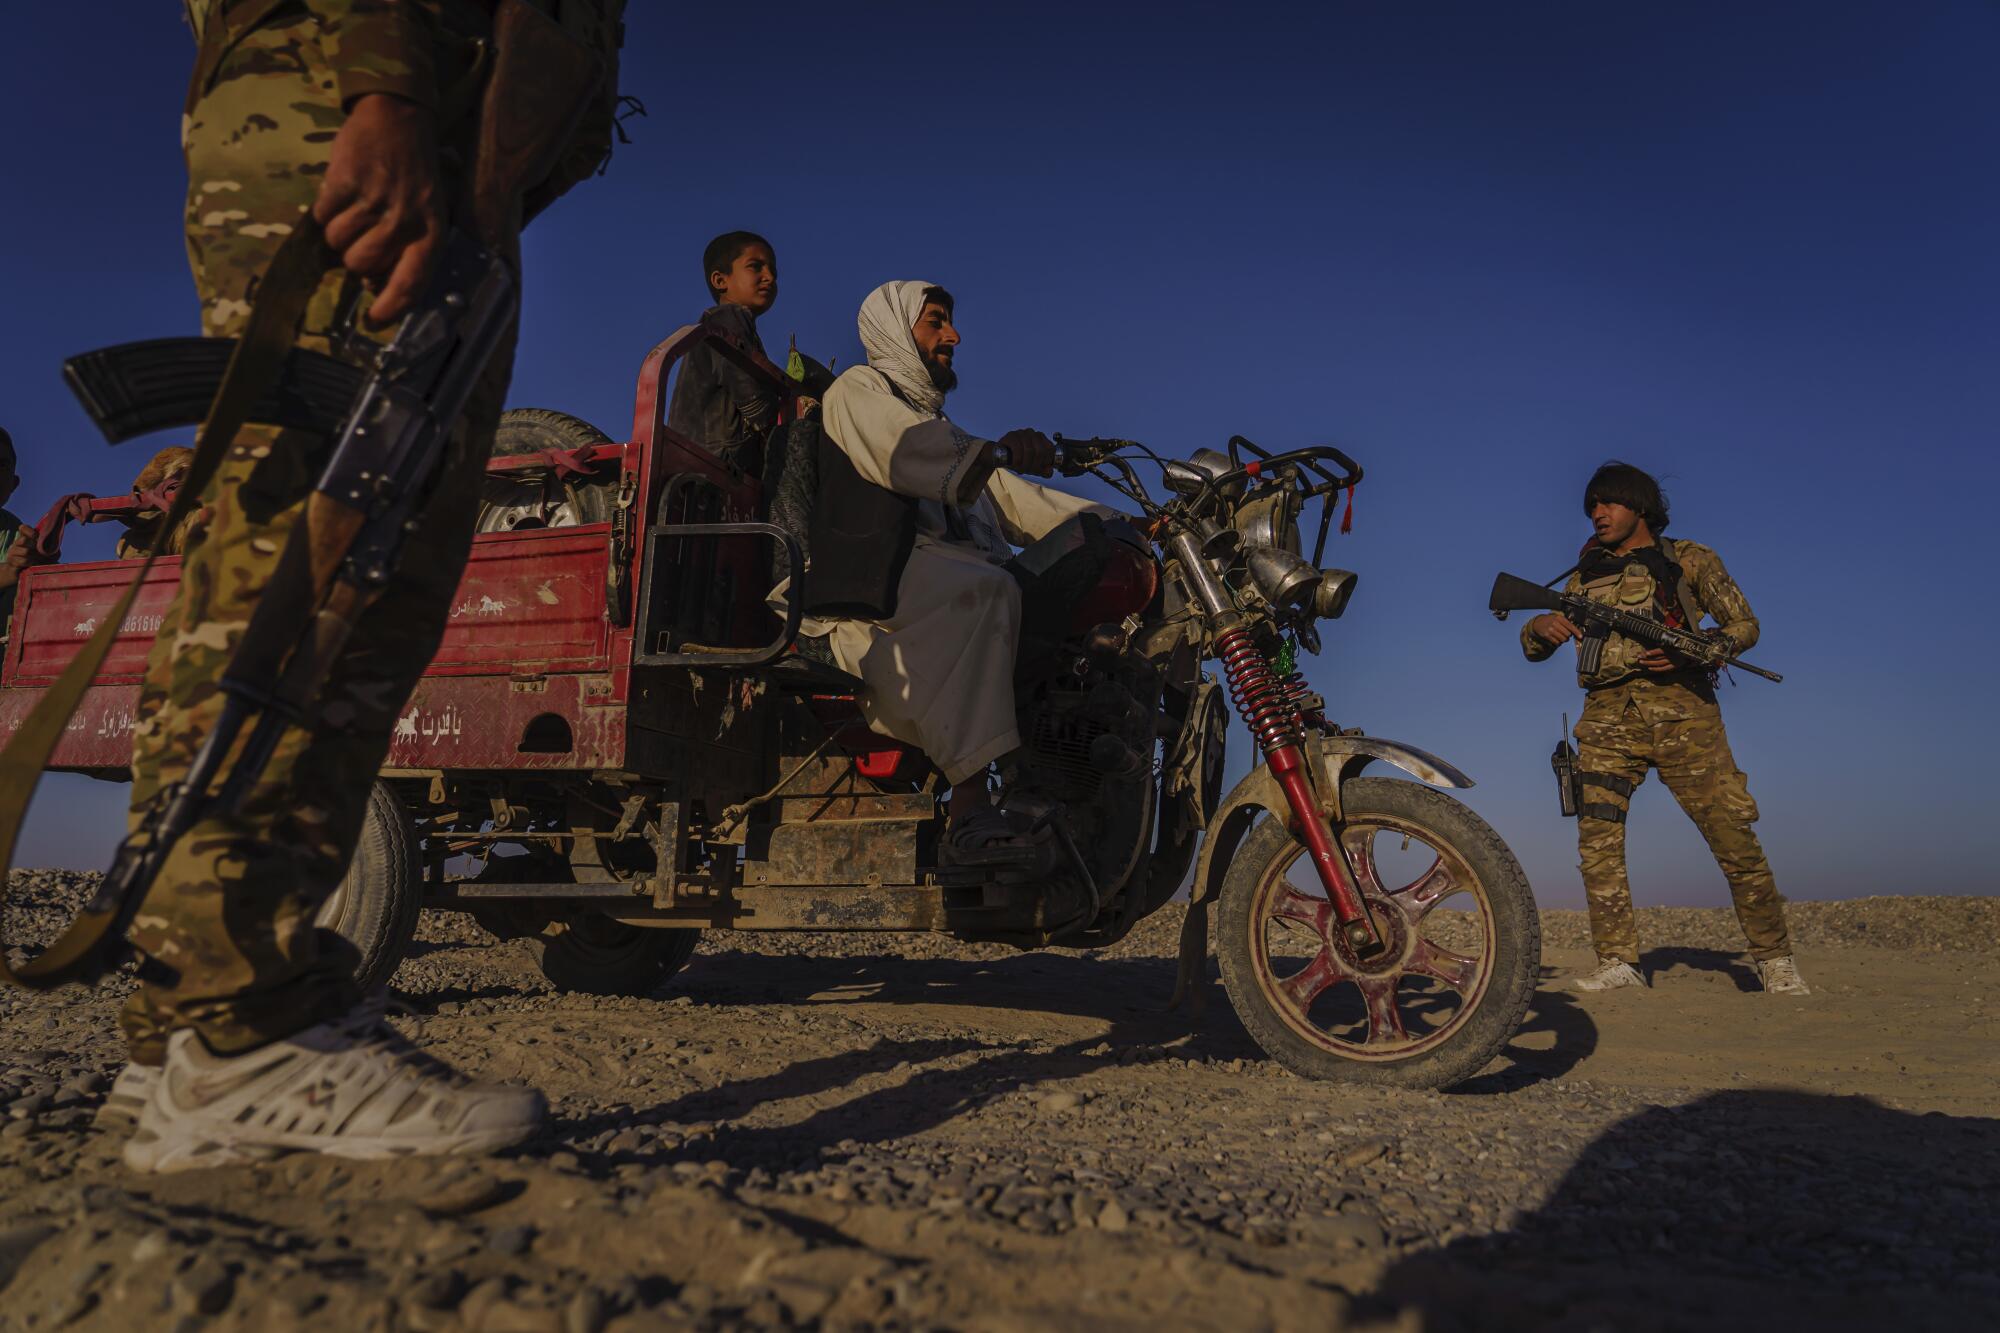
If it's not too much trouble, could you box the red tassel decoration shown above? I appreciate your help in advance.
[1340,482,1356,534]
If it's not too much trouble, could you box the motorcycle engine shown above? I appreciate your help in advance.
[1022,677,1155,804]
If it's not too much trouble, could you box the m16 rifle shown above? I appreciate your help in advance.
[1488,571,1783,684]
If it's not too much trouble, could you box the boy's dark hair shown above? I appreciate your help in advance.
[1584,461,1669,533]
[919,285,954,315]
[701,230,773,299]
[0,427,13,471]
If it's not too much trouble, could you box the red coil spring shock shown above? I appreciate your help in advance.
[1216,628,1302,754]
[1215,628,1379,952]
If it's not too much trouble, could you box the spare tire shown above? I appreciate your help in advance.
[477,408,618,532]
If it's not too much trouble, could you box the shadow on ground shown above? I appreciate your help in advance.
[1641,945,1761,991]
[1449,984,1597,1093]
[551,951,1259,1156]
[1374,1089,2000,1330]
[549,947,1599,1163]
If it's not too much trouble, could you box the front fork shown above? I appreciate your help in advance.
[1172,536,1382,955]
[1266,746,1382,956]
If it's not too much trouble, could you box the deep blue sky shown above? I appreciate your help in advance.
[3,2,1995,907]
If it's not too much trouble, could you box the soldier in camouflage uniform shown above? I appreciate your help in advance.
[0,428,49,636]
[103,0,625,1171]
[1522,462,1808,996]
[114,446,206,558]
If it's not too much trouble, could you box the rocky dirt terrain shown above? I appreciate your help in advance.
[2,870,1996,1331]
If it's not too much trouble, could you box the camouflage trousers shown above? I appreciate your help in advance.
[119,11,510,1064]
[1573,681,1792,965]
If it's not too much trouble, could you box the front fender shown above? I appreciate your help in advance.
[1316,733,1474,790]
[1187,733,1474,908]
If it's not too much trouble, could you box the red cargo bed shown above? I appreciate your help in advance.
[0,322,779,780]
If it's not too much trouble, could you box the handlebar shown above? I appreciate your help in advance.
[1227,435,1362,492]
[1236,445,1362,492]
[1052,434,1361,492]
[1050,434,1135,477]
[1047,435,1363,550]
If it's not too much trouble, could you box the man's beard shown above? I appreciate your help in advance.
[924,354,957,394]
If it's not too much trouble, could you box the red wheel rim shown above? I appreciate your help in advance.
[1247,813,1496,1062]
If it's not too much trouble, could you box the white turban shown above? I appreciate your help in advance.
[856,279,948,417]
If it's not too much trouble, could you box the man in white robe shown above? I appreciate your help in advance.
[799,280,1115,858]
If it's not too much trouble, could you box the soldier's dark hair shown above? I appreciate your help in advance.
[1584,461,1669,534]
[701,231,774,298]
[0,428,13,472]
[920,285,954,315]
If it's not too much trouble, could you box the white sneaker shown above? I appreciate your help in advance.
[123,998,545,1173]
[1756,955,1811,996]
[91,1061,160,1132]
[1570,957,1647,991]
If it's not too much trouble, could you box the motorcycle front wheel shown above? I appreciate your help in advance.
[1216,777,1539,1089]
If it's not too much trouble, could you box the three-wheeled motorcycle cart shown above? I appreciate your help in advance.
[1,326,1539,1088]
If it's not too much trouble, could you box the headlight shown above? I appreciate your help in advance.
[1246,545,1320,609]
[1313,568,1358,619]
[1187,448,1246,502]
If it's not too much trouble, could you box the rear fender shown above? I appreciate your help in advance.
[1187,733,1473,907]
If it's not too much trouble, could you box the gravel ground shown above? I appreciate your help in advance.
[1,870,1996,1331]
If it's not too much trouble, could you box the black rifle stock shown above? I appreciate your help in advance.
[1489,571,1783,684]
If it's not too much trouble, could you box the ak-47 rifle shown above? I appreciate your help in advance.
[1488,571,1784,684]
[0,0,606,989]
[72,233,515,989]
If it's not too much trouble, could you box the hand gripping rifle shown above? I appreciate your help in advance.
[1,232,516,992]
[0,0,603,989]
[1488,571,1784,683]
[93,236,513,976]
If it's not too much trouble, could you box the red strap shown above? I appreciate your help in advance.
[25,493,100,562]
[1339,480,1356,534]
[545,445,605,480]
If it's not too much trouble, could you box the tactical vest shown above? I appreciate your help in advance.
[1571,539,1706,691]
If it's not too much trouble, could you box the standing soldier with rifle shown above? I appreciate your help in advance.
[1515,462,1808,996]
[55,0,627,1170]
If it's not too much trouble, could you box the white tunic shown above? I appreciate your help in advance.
[798,363,1110,783]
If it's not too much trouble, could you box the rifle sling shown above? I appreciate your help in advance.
[0,221,331,989]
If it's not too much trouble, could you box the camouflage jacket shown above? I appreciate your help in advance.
[0,507,23,632]
[182,0,624,206]
[1520,536,1760,690]
[184,1,457,111]
[115,509,207,561]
